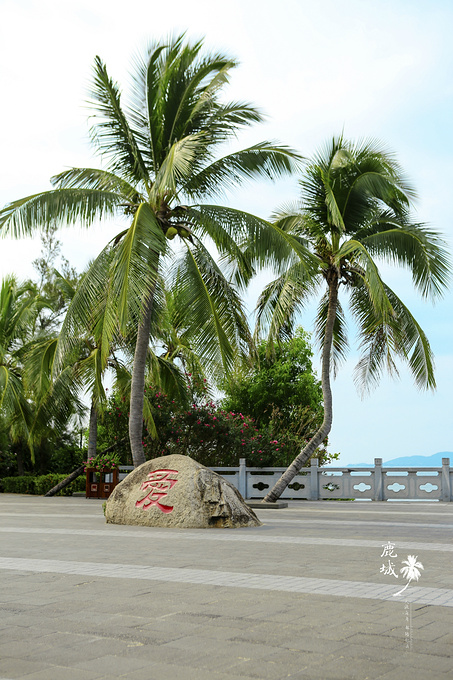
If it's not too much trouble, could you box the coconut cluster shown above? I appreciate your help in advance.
[165,226,191,240]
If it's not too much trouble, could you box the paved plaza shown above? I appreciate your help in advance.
[0,494,452,679]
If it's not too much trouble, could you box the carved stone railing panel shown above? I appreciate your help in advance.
[119,457,451,501]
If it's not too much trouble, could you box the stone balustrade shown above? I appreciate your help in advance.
[119,457,452,501]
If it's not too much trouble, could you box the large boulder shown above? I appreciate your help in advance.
[105,454,261,529]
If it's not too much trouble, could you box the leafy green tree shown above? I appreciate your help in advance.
[221,328,337,467]
[254,136,451,501]
[222,328,323,427]
[0,35,300,468]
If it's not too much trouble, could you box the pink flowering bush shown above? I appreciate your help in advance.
[96,388,338,467]
[83,452,121,472]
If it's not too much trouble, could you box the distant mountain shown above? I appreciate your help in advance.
[347,452,453,467]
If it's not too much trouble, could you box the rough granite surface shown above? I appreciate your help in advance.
[105,454,261,528]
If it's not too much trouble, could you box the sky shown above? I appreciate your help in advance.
[0,0,452,465]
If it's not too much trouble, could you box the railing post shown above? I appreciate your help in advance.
[238,458,247,499]
[374,458,384,501]
[310,458,319,500]
[441,458,451,502]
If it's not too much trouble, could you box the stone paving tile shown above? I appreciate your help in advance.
[339,638,453,670]
[0,633,74,660]
[305,622,362,641]
[11,666,106,680]
[230,648,394,679]
[338,631,413,651]
[2,496,453,680]
[4,525,453,555]
[158,611,261,630]
[273,635,349,655]
[0,658,51,679]
[105,665,261,680]
[347,631,453,657]
[280,668,347,679]
[375,666,453,680]
[117,641,257,673]
[401,639,453,658]
[71,654,150,676]
[389,624,451,642]
[23,637,132,666]
[4,555,452,606]
[227,656,312,679]
[162,634,283,660]
[335,642,405,663]
[310,655,399,679]
[384,650,453,673]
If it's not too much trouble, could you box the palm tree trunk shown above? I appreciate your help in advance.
[87,401,98,459]
[129,288,154,468]
[16,448,25,476]
[262,274,339,503]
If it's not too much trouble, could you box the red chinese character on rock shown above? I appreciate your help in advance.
[135,469,178,513]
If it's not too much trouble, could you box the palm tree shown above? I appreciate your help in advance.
[0,276,83,472]
[0,276,39,470]
[393,555,424,597]
[0,35,300,467]
[254,136,451,502]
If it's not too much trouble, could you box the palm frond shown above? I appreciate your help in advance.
[150,132,207,199]
[51,168,144,204]
[337,239,395,320]
[28,361,85,447]
[255,262,321,345]
[127,42,167,173]
[187,205,262,288]
[110,203,167,335]
[361,222,451,299]
[142,392,158,440]
[0,189,123,238]
[0,277,39,342]
[52,270,77,304]
[183,142,303,199]
[351,280,436,393]
[53,246,114,376]
[192,205,318,281]
[147,353,189,406]
[172,242,253,378]
[127,35,249,173]
[88,56,150,186]
[22,336,59,399]
[0,365,33,455]
[322,169,346,232]
[75,346,107,405]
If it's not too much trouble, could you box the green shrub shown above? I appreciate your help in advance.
[1,476,35,494]
[0,473,85,496]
